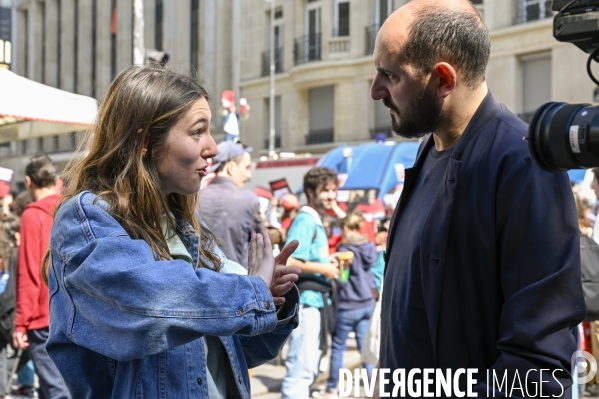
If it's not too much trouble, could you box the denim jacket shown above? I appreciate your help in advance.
[46,191,299,399]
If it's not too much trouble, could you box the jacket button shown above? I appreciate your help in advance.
[237,309,243,316]
[264,301,270,309]
[197,377,202,385]
[185,242,191,248]
[238,376,242,384]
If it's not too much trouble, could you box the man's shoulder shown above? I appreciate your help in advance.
[239,188,259,203]
[473,103,532,164]
[289,211,318,229]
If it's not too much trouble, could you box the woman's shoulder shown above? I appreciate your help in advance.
[55,191,123,234]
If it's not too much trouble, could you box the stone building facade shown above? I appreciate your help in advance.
[1,0,598,188]
[239,0,598,156]
[2,0,237,190]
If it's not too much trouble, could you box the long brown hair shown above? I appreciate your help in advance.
[42,65,221,284]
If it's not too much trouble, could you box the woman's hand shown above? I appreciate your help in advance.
[271,240,301,305]
[248,233,275,287]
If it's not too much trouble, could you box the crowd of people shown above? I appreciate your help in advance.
[0,0,594,398]
[0,94,386,399]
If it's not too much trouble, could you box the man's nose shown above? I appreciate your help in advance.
[371,75,389,101]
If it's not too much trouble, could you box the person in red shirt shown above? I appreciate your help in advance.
[280,194,300,231]
[13,155,69,399]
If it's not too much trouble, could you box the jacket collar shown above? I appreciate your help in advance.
[300,206,323,226]
[209,176,237,187]
[386,91,502,264]
[417,90,501,164]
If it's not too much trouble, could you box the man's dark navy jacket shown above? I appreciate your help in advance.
[383,92,585,397]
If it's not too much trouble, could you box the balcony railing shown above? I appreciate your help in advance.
[514,0,553,24]
[305,129,334,145]
[261,47,284,77]
[329,37,350,53]
[294,34,322,65]
[263,136,281,150]
[365,24,380,56]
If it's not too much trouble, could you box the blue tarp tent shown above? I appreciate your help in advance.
[568,169,588,184]
[314,141,420,200]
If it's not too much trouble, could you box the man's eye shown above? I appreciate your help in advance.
[387,73,394,80]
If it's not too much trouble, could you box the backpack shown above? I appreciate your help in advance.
[580,234,599,321]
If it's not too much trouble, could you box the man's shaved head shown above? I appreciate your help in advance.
[377,0,489,89]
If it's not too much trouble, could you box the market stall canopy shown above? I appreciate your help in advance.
[0,68,98,144]
[296,141,420,201]
[316,141,420,200]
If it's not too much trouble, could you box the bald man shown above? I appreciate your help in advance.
[369,0,584,397]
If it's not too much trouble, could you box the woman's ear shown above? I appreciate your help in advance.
[138,129,149,157]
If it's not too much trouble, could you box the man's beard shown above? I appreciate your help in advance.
[313,196,331,212]
[383,86,443,139]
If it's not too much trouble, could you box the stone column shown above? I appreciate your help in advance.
[60,0,75,91]
[78,0,93,96]
[117,0,133,72]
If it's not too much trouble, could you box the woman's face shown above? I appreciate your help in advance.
[153,97,218,196]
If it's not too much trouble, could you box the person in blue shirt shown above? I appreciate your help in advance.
[281,167,340,399]
[41,65,302,399]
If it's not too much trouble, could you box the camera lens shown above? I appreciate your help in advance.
[528,101,599,171]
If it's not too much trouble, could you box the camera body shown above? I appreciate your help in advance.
[553,0,599,54]
[528,0,599,171]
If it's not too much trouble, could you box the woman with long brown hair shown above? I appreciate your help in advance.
[42,65,301,399]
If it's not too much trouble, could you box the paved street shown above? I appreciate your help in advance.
[251,336,364,398]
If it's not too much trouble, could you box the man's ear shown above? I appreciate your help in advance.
[432,62,457,99]
[305,188,313,202]
[25,175,33,190]
[224,161,236,177]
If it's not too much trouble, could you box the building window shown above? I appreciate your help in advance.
[367,0,392,55]
[334,0,349,37]
[262,10,284,76]
[111,0,117,79]
[519,53,551,123]
[21,139,27,155]
[0,7,12,68]
[514,0,553,24]
[70,132,78,151]
[190,0,199,69]
[295,3,321,64]
[375,0,392,29]
[38,137,44,152]
[52,135,60,152]
[155,0,163,51]
[307,86,334,144]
